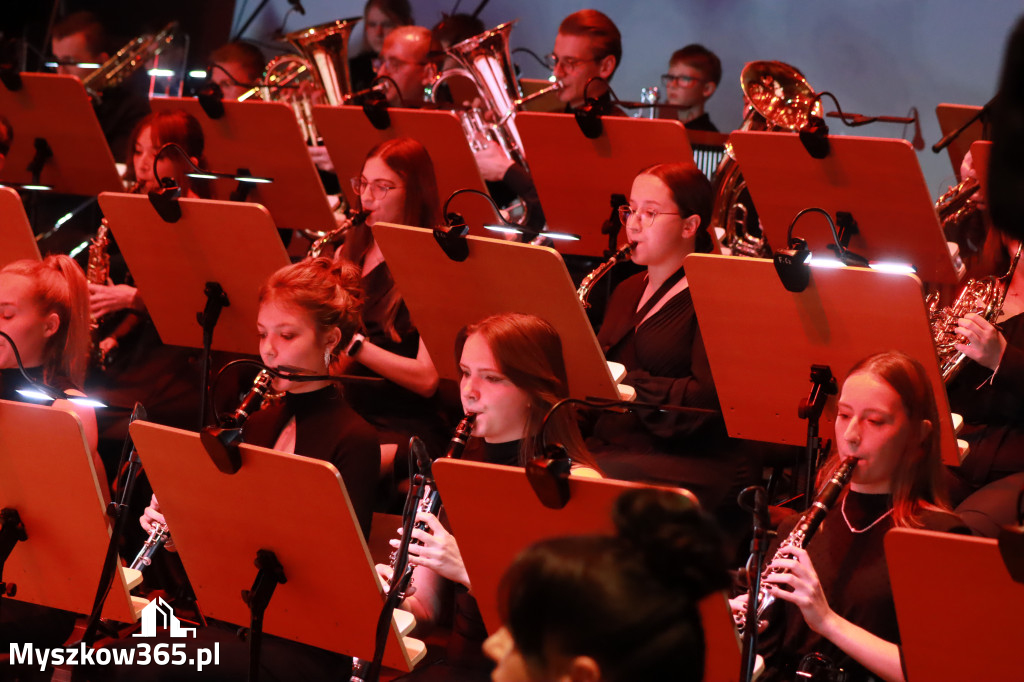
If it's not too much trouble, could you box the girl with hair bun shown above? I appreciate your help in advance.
[486,488,731,682]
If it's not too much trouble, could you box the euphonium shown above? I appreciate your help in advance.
[577,243,634,309]
[427,21,562,172]
[307,209,369,258]
[711,61,821,258]
[927,242,1022,382]
[258,17,360,143]
[936,176,985,259]
[737,458,856,633]
[82,22,179,100]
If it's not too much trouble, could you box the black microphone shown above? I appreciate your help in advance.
[288,0,306,15]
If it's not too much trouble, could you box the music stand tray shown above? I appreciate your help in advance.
[129,421,424,670]
[313,105,499,232]
[936,103,985,180]
[0,73,122,195]
[685,254,960,466]
[516,112,693,257]
[96,193,290,356]
[729,130,960,284]
[0,186,41,267]
[372,222,618,400]
[0,399,140,623]
[432,459,740,681]
[150,98,336,236]
[886,528,1023,681]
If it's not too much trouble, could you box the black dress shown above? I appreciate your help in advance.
[591,271,758,514]
[757,491,968,682]
[947,311,1024,501]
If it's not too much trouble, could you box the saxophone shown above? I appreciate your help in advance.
[737,458,856,634]
[927,242,1022,382]
[577,243,634,309]
[307,210,369,258]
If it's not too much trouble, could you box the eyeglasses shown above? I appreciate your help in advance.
[618,205,681,229]
[351,177,401,200]
[543,53,597,73]
[661,73,701,87]
[373,56,427,72]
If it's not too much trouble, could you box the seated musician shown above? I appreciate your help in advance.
[50,10,150,163]
[588,161,757,554]
[376,312,599,679]
[944,228,1024,502]
[335,137,450,457]
[660,44,722,132]
[486,488,730,682]
[374,25,440,108]
[350,0,414,92]
[0,255,99,650]
[732,351,967,682]
[116,258,379,681]
[548,10,626,116]
[207,40,265,100]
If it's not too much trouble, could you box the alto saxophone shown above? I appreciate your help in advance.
[737,458,857,633]
[307,210,370,258]
[927,242,1022,382]
[577,243,634,309]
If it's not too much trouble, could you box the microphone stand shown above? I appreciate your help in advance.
[932,95,995,153]
[737,486,772,682]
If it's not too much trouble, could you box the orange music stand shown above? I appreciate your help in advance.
[0,399,142,624]
[886,528,1023,682]
[685,254,960,467]
[432,459,741,681]
[729,131,962,285]
[516,112,694,257]
[129,420,424,671]
[0,73,121,195]
[371,223,619,400]
[96,193,290,356]
[150,97,336,236]
[0,186,41,267]
[936,103,987,180]
[313,105,499,233]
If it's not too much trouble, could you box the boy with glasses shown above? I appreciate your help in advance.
[548,10,625,115]
[661,44,722,131]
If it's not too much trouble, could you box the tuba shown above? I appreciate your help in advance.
[82,22,179,100]
[710,61,821,258]
[927,242,1022,382]
[258,17,360,143]
[427,21,562,171]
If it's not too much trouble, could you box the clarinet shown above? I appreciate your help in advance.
[738,458,857,633]
[388,413,476,598]
[130,522,169,571]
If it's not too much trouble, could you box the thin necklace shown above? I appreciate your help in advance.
[841,494,893,534]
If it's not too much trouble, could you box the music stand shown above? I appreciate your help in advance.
[729,131,961,285]
[312,105,499,233]
[97,193,290,424]
[432,459,741,682]
[150,98,336,236]
[0,399,142,624]
[128,421,424,672]
[685,254,960,469]
[886,528,1023,681]
[0,73,122,194]
[371,223,619,400]
[0,187,41,267]
[936,103,986,179]
[516,112,694,257]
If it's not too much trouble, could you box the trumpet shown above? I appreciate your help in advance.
[307,209,370,258]
[577,243,634,309]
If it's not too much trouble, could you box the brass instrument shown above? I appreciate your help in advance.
[307,209,369,258]
[711,61,821,258]
[927,242,1022,382]
[577,243,634,309]
[258,17,360,143]
[737,458,856,633]
[936,176,985,259]
[81,22,179,100]
[427,21,562,171]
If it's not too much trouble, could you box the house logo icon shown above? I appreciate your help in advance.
[132,596,197,638]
